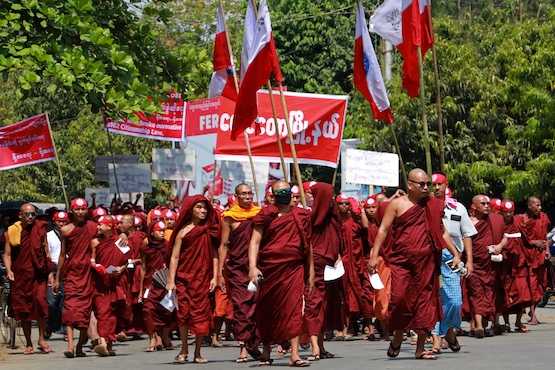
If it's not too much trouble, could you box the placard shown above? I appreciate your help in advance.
[152,148,196,181]
[108,163,152,193]
[343,148,399,187]
[95,155,138,182]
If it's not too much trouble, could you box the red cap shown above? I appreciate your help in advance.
[97,215,114,227]
[490,198,502,210]
[115,214,123,222]
[431,173,448,185]
[92,207,107,218]
[291,185,300,195]
[500,200,515,212]
[164,209,176,220]
[364,196,377,208]
[70,198,88,210]
[151,220,166,232]
[53,211,69,222]
[335,193,350,203]
[302,181,317,193]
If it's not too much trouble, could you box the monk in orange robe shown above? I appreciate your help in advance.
[369,169,461,360]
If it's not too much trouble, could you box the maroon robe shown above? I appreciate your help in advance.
[127,230,146,332]
[170,195,220,336]
[223,219,257,343]
[515,212,551,302]
[388,198,443,334]
[62,220,96,329]
[303,183,343,336]
[340,216,373,318]
[254,206,310,344]
[463,213,504,321]
[10,220,48,321]
[93,235,129,341]
[141,238,174,335]
[502,220,533,312]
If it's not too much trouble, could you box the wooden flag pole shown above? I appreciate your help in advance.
[276,81,307,207]
[103,114,122,200]
[389,124,408,188]
[45,113,69,209]
[417,46,433,176]
[210,159,218,201]
[266,83,289,181]
[219,0,262,202]
[427,4,445,172]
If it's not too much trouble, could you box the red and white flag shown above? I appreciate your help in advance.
[353,2,393,124]
[208,4,237,100]
[231,0,283,140]
[370,0,434,97]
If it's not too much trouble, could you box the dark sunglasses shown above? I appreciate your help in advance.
[272,188,291,196]
[22,212,37,218]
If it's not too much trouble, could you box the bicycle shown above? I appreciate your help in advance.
[0,266,17,349]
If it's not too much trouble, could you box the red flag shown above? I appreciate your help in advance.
[231,0,282,141]
[208,4,237,100]
[353,2,393,124]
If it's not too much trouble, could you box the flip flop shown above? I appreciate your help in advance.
[94,341,110,357]
[320,351,335,359]
[289,359,311,367]
[174,353,188,364]
[306,354,320,361]
[193,357,208,364]
[431,348,441,355]
[75,350,87,357]
[236,356,249,363]
[23,347,34,355]
[416,351,437,360]
[63,351,74,358]
[387,341,402,358]
[445,335,461,352]
[145,346,156,352]
[258,359,274,366]
[38,344,52,354]
[515,324,529,333]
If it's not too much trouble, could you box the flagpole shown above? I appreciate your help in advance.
[211,158,217,201]
[266,83,289,181]
[389,124,408,188]
[276,81,307,207]
[417,46,432,177]
[45,113,69,209]
[427,3,445,172]
[102,112,122,200]
[217,0,262,203]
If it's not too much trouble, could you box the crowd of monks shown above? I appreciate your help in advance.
[2,168,553,365]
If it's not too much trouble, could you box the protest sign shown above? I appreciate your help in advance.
[0,113,56,170]
[343,148,399,187]
[85,187,144,208]
[105,92,185,141]
[109,163,152,193]
[215,91,348,168]
[152,148,196,181]
[184,97,221,137]
[95,155,139,182]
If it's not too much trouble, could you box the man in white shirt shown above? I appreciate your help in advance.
[46,211,69,336]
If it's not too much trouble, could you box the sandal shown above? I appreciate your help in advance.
[145,346,156,352]
[445,335,461,352]
[63,351,74,358]
[306,354,320,361]
[23,346,34,355]
[236,356,249,363]
[193,357,208,364]
[387,341,402,358]
[258,359,274,366]
[38,344,52,353]
[174,353,188,364]
[75,350,87,357]
[474,328,485,339]
[289,359,310,367]
[367,333,378,341]
[431,348,441,355]
[415,350,437,360]
[320,351,335,359]
[515,324,529,333]
[94,341,110,357]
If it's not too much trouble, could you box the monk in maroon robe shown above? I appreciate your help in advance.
[369,169,461,360]
[249,180,314,366]
[515,196,551,324]
[218,183,262,362]
[90,215,130,356]
[55,198,96,358]
[3,203,50,354]
[499,200,533,332]
[336,194,373,336]
[166,195,220,364]
[464,195,505,338]
[303,182,342,360]
[141,220,174,351]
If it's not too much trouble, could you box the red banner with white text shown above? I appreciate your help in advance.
[0,113,56,170]
[215,91,348,168]
[105,92,185,141]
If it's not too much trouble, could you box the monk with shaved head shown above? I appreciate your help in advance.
[368,169,461,360]
[465,195,505,338]
[3,203,50,354]
[515,196,551,324]
[249,180,314,366]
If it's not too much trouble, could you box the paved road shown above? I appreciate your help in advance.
[2,305,555,370]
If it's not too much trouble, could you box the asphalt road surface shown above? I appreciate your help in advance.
[2,305,555,370]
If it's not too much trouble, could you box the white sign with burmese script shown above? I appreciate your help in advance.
[152,148,196,181]
[344,149,399,187]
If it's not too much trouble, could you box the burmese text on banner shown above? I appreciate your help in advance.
[0,113,56,171]
[215,90,348,168]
